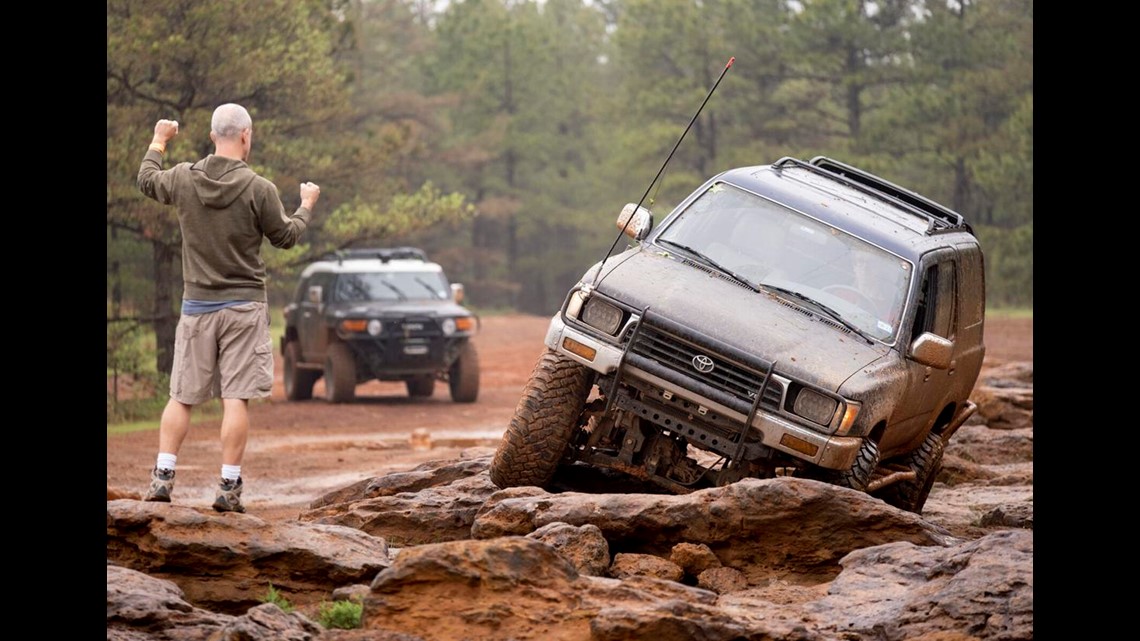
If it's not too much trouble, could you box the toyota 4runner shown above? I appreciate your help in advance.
[489,156,985,514]
[281,247,480,404]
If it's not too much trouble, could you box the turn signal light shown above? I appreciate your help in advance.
[562,337,597,361]
[340,319,368,332]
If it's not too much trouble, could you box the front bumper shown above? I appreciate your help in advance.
[544,313,862,471]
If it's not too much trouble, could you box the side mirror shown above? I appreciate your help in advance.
[910,332,953,369]
[617,203,653,241]
[307,285,323,305]
[451,283,465,304]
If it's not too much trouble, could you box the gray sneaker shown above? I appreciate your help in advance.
[144,467,175,502]
[212,477,245,513]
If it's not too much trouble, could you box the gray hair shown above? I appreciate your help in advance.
[211,103,252,139]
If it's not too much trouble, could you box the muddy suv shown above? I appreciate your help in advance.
[281,247,480,404]
[489,156,985,514]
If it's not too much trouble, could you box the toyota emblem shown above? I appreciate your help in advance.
[692,354,715,373]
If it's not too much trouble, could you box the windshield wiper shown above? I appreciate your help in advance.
[413,276,445,299]
[377,281,408,302]
[657,239,758,292]
[758,283,873,342]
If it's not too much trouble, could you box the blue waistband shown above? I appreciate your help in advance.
[181,299,253,316]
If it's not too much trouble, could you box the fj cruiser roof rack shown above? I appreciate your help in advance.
[320,247,429,264]
[772,156,974,236]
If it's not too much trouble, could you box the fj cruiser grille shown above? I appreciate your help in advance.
[630,324,782,410]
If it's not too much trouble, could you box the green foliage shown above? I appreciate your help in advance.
[317,599,363,629]
[108,0,1032,380]
[976,223,1033,309]
[260,583,294,613]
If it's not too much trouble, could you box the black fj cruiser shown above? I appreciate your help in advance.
[489,156,985,514]
[280,247,480,404]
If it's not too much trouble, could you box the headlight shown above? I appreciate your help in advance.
[581,298,623,335]
[366,319,383,336]
[441,318,457,335]
[792,388,839,427]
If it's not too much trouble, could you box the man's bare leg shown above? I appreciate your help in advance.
[220,398,249,467]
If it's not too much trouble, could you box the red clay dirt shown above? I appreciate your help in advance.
[106,313,1033,523]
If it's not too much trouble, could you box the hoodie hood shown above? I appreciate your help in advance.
[189,155,257,208]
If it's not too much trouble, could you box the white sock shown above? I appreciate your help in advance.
[156,453,177,472]
[221,465,242,481]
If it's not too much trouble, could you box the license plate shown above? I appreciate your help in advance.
[403,344,429,355]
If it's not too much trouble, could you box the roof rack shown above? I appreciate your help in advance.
[772,156,973,236]
[320,247,429,264]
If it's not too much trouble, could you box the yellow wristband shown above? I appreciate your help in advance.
[148,142,166,154]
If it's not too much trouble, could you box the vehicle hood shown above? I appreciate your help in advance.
[590,249,891,392]
[327,300,472,318]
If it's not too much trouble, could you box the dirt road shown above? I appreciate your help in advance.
[105,313,1032,522]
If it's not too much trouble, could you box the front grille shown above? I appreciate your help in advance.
[392,316,441,339]
[630,324,782,410]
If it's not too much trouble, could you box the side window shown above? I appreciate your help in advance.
[912,260,957,340]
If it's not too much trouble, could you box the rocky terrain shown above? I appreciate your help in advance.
[106,315,1033,640]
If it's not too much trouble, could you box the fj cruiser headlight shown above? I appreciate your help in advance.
[366,319,383,336]
[441,318,457,336]
[792,388,839,427]
[581,298,623,335]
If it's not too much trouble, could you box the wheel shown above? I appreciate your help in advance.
[324,342,356,403]
[406,374,436,398]
[827,438,880,492]
[448,341,480,403]
[877,432,945,514]
[489,349,593,489]
[283,341,318,401]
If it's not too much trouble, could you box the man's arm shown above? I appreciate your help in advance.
[262,181,320,249]
[137,119,180,203]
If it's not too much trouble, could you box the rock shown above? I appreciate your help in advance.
[107,500,391,614]
[527,521,611,576]
[609,553,685,582]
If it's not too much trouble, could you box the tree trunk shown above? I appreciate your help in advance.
[152,240,178,377]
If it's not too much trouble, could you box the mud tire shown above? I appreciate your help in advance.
[324,342,357,404]
[283,341,318,401]
[407,375,436,398]
[449,341,480,403]
[830,438,880,492]
[877,432,945,514]
[489,349,593,489]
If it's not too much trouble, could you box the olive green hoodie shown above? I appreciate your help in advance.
[138,150,310,302]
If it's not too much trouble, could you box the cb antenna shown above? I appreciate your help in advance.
[592,55,735,288]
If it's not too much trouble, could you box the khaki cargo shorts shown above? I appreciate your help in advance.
[169,301,274,405]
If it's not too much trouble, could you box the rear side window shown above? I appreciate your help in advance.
[955,243,985,330]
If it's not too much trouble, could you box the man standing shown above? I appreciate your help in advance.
[137,103,320,513]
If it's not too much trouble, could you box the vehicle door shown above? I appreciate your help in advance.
[299,271,334,363]
[883,248,959,453]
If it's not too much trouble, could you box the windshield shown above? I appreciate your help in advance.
[655,182,911,342]
[333,271,451,303]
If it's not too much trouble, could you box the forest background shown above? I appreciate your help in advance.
[107,0,1033,420]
